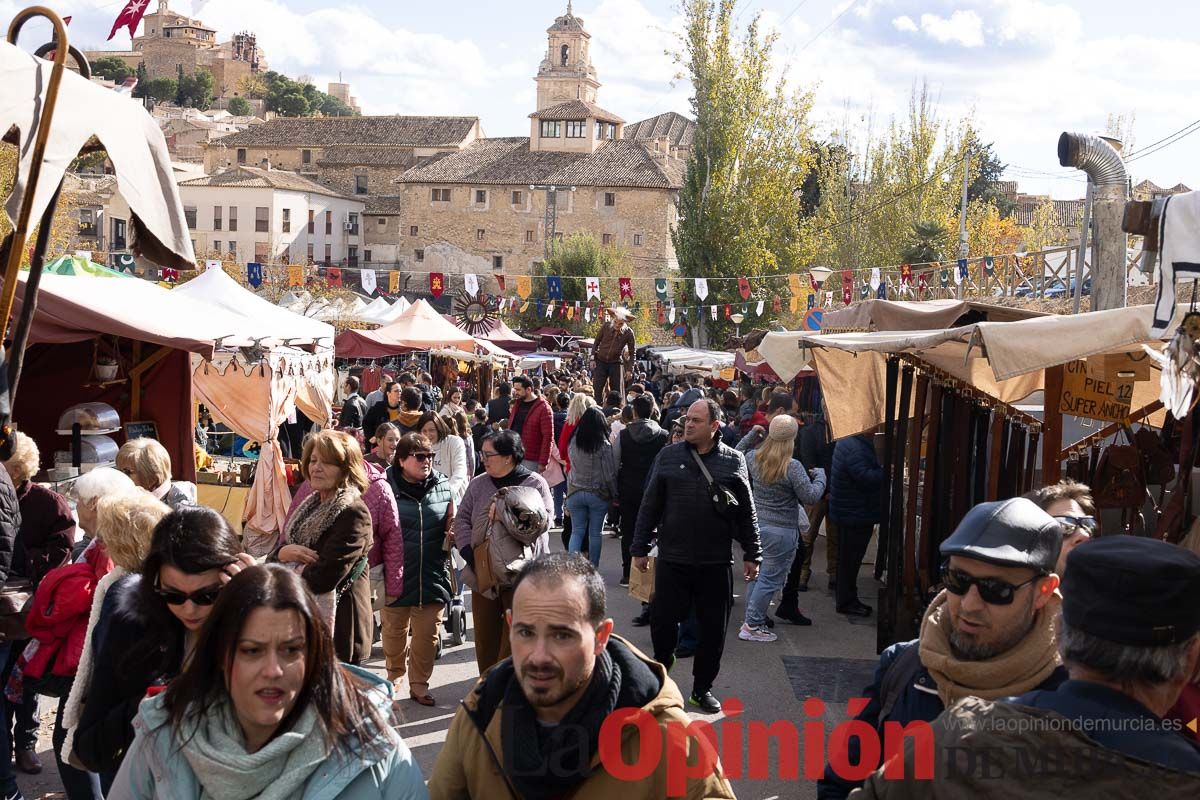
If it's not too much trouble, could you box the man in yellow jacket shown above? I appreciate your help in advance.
[429,552,735,799]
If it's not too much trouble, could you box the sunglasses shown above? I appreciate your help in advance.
[407,452,433,462]
[941,564,1041,606]
[1053,515,1097,534]
[154,580,222,607]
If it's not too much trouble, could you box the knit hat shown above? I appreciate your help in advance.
[768,414,798,442]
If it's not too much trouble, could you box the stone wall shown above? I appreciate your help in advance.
[395,182,677,276]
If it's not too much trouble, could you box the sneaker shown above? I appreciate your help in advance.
[618,577,629,587]
[776,607,814,626]
[689,691,722,714]
[674,645,695,659]
[738,623,778,642]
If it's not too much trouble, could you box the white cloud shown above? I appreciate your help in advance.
[892,14,918,32]
[918,10,984,47]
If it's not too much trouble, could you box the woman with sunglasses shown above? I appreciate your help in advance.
[110,564,427,799]
[69,506,248,781]
[376,433,454,706]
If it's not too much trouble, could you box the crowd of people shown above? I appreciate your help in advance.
[0,340,1193,799]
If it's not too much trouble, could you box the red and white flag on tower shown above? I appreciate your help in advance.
[108,0,151,41]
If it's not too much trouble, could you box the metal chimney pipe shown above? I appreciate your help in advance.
[1058,132,1128,310]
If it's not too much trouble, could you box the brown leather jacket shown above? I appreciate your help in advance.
[594,321,635,364]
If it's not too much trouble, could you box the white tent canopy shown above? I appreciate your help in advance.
[357,296,393,322]
[173,266,334,348]
[375,296,412,323]
[646,346,735,376]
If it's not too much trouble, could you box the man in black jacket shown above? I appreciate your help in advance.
[632,397,761,714]
[614,395,669,586]
[0,468,20,799]
[337,375,367,430]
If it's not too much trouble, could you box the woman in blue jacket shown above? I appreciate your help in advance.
[109,564,427,799]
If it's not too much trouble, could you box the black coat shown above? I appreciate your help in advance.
[829,434,884,526]
[0,468,21,585]
[631,440,762,566]
[74,575,183,775]
[338,394,367,428]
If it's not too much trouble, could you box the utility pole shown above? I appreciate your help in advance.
[956,148,970,300]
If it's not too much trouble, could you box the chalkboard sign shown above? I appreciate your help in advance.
[124,421,159,441]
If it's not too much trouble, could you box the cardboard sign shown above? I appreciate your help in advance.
[1060,360,1134,422]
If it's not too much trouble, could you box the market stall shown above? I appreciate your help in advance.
[335,298,476,358]
[442,315,537,355]
[760,301,1181,653]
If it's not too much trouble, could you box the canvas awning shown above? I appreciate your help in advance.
[12,272,260,360]
[763,303,1176,439]
[441,314,536,352]
[335,298,476,357]
[172,266,334,349]
[819,299,1043,332]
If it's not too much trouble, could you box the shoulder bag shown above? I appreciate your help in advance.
[689,448,739,517]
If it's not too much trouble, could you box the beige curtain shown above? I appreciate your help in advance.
[192,360,296,535]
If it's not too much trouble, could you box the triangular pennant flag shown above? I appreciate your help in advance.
[546,276,563,300]
[619,277,633,300]
[516,275,531,299]
[327,267,342,288]
[869,267,881,291]
[668,303,676,324]
[738,277,751,300]
[585,305,593,322]
[955,258,967,285]
[900,263,912,289]
[859,282,870,300]
[918,273,928,297]
[939,268,950,288]
[586,276,601,301]
[983,256,995,276]
[246,262,262,288]
[495,275,506,292]
[789,297,798,312]
[876,280,887,299]
[520,300,530,313]
[361,268,376,295]
[388,271,400,293]
[288,265,304,287]
[536,300,544,317]
[545,302,554,319]
[807,292,816,310]
[755,300,764,316]
[641,305,650,321]
[825,290,835,307]
[655,278,668,301]
[463,273,478,296]
[710,305,718,321]
[788,274,802,297]
[115,253,135,273]
[695,277,708,301]
[723,304,731,319]
[841,270,854,306]
[162,268,179,282]
[772,297,782,313]
[429,272,444,298]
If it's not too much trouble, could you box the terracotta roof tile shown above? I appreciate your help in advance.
[179,166,355,199]
[317,146,417,167]
[529,99,624,124]
[624,111,695,148]
[212,116,479,148]
[365,196,405,215]
[397,137,684,190]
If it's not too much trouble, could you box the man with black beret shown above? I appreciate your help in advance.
[851,535,1200,798]
[819,498,1069,799]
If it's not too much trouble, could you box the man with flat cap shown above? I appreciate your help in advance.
[852,535,1200,798]
[819,498,1069,800]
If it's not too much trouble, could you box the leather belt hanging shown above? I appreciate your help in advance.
[918,381,944,596]
[896,372,928,642]
[949,389,974,530]
[880,365,913,649]
[972,406,990,506]
[987,412,1005,501]
[1023,428,1040,494]
[932,387,958,557]
[997,417,1014,499]
[877,357,901,586]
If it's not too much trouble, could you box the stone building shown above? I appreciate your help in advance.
[390,4,690,278]
[84,0,268,100]
[202,116,483,196]
[178,165,366,266]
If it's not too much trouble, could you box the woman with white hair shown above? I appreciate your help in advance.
[115,438,196,510]
[0,432,75,778]
[70,467,137,562]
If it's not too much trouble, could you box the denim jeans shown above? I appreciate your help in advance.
[0,642,16,796]
[565,491,608,567]
[551,482,566,523]
[745,524,799,627]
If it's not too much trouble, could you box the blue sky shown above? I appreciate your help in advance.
[13,0,1198,199]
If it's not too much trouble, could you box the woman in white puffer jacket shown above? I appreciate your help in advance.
[417,412,468,503]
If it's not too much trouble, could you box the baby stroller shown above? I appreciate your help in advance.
[435,549,469,660]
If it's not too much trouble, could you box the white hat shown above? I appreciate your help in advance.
[609,306,632,321]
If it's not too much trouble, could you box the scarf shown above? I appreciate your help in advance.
[182,700,327,800]
[918,589,1062,707]
[503,650,622,800]
[283,487,361,549]
[491,465,532,491]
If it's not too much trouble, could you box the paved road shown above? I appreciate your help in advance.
[20,524,879,799]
